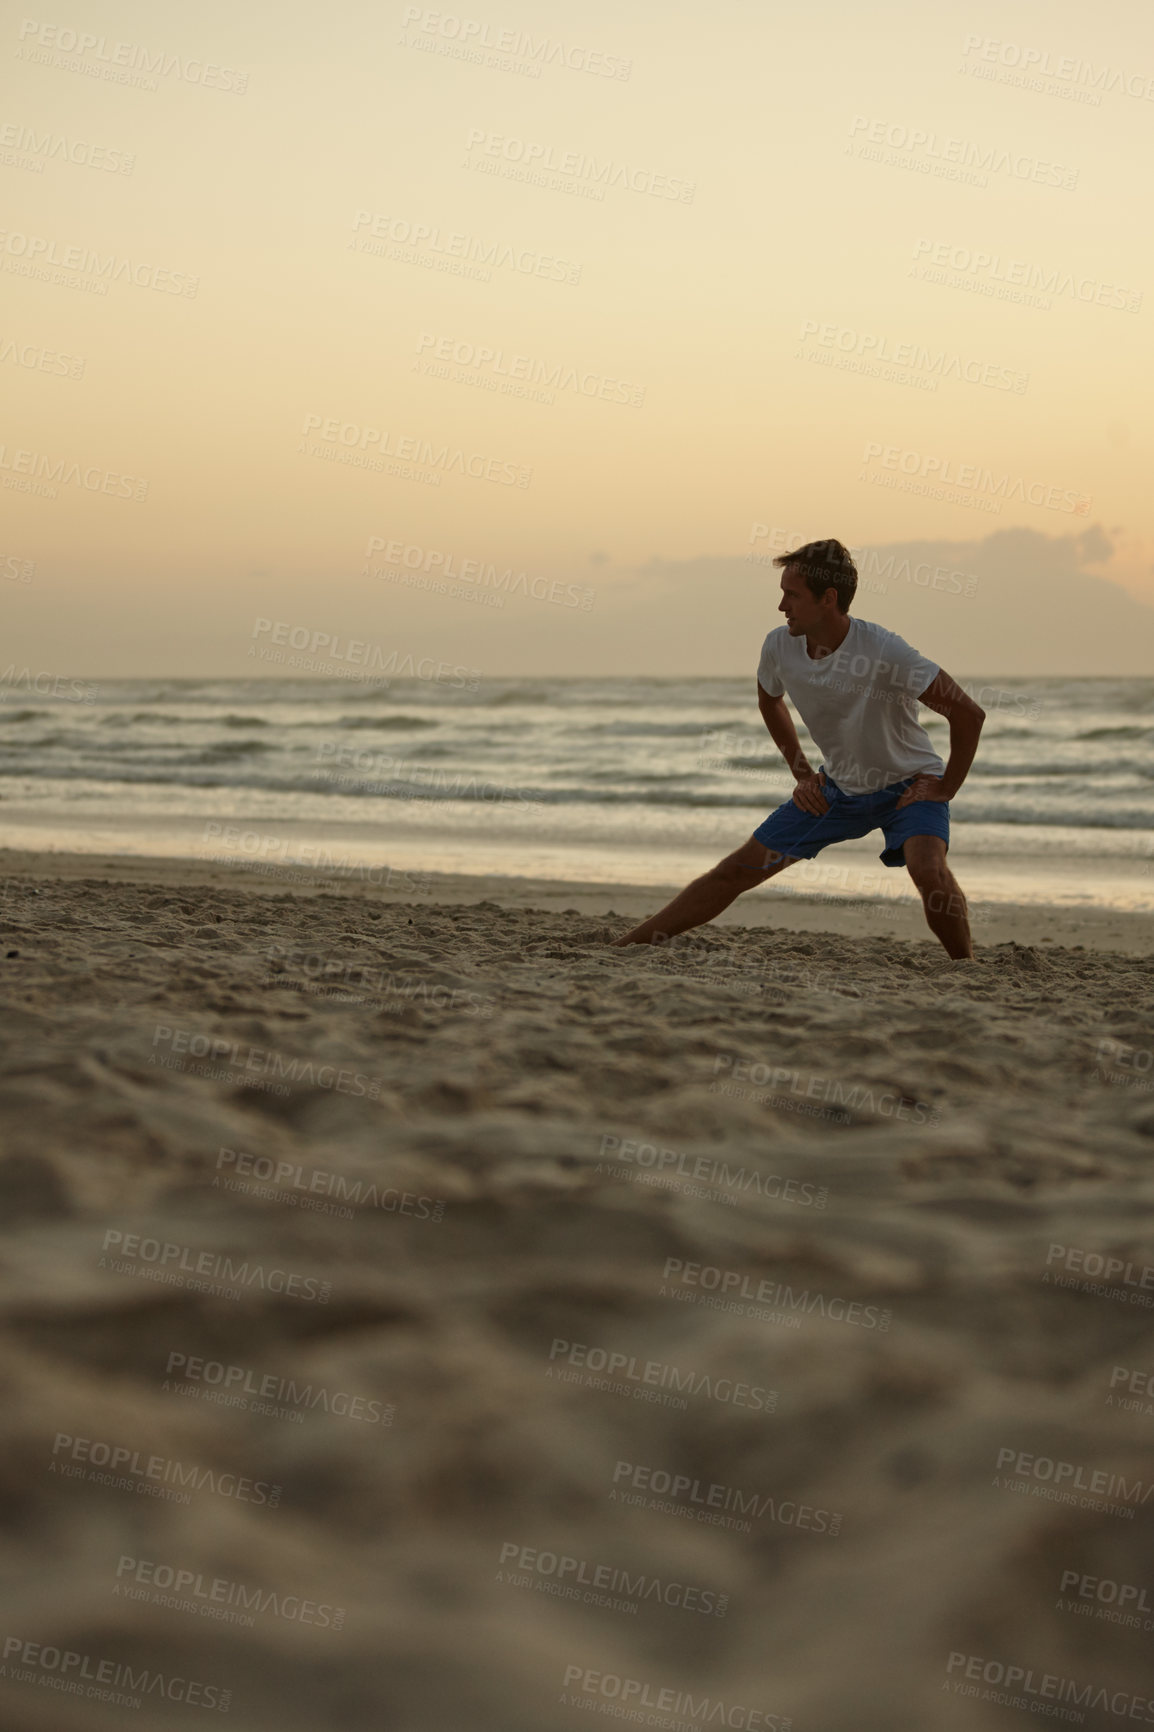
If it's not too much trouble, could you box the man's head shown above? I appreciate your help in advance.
[773,540,857,634]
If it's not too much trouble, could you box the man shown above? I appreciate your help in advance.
[613,538,985,959]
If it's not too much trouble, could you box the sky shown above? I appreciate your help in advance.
[4,0,1153,677]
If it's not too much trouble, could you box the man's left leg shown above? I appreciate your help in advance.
[612,837,797,947]
[903,834,973,959]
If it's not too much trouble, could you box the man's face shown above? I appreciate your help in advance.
[778,564,831,633]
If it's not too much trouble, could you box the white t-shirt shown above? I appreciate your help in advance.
[757,618,945,795]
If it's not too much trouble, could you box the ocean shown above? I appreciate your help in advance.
[1,675,1152,911]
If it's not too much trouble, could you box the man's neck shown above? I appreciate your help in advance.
[803,615,852,660]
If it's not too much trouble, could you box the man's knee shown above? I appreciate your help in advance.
[709,847,781,890]
[707,858,757,893]
[905,842,949,888]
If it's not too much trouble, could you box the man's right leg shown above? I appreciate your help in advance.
[612,838,799,946]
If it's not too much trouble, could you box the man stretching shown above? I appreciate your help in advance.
[613,539,985,959]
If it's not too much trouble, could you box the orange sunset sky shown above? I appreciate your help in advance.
[4,0,1153,676]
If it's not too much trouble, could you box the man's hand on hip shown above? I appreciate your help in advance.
[792,770,830,816]
[896,774,951,809]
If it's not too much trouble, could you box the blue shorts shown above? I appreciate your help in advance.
[751,771,950,868]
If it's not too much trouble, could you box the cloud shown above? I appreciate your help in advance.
[599,525,1154,676]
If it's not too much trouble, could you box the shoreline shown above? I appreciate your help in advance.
[2,846,1150,953]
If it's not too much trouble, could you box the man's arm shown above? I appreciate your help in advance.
[758,683,812,777]
[758,683,828,814]
[896,669,985,807]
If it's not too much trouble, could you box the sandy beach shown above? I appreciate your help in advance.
[10,0,1154,1713]
[0,847,1152,1731]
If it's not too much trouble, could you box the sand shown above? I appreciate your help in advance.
[1,847,1153,1732]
